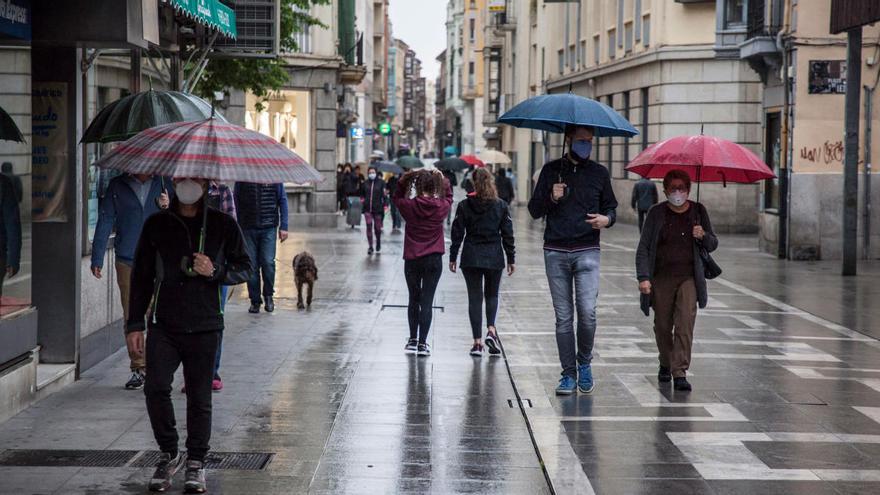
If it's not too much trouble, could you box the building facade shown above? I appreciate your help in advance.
[445,0,487,156]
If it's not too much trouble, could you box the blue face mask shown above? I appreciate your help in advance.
[571,139,592,160]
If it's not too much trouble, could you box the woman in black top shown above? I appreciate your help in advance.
[449,168,516,356]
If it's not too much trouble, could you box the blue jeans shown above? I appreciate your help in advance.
[544,249,601,378]
[214,285,229,378]
[242,227,277,305]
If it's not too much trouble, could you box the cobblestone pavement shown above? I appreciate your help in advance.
[0,204,879,494]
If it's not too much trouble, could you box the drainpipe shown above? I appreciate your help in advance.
[777,0,792,259]
[865,86,874,259]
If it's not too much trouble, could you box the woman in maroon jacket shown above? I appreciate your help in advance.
[393,169,454,356]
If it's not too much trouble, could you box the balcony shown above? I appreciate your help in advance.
[490,12,516,32]
[738,0,782,80]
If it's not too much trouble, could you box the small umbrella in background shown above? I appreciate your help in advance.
[625,134,775,200]
[460,155,485,168]
[396,155,425,170]
[0,105,24,142]
[370,149,386,159]
[435,157,469,172]
[498,92,638,137]
[443,145,459,156]
[81,89,223,143]
[479,149,511,165]
[374,160,404,175]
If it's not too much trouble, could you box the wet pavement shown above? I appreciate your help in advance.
[0,203,879,494]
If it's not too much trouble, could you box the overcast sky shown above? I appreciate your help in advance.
[388,0,447,81]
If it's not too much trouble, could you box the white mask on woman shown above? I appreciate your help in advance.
[667,191,688,207]
[176,179,204,205]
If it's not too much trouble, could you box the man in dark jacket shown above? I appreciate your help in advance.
[495,167,515,205]
[528,125,617,396]
[631,177,658,232]
[91,174,171,390]
[387,173,402,231]
[127,178,252,493]
[359,165,387,255]
[1,162,22,203]
[234,182,289,314]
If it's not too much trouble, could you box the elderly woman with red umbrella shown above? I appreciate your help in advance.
[630,134,774,392]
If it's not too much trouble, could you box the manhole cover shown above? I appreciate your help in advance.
[0,450,274,471]
[0,449,139,467]
[133,451,274,471]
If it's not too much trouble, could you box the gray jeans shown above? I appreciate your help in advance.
[544,249,601,378]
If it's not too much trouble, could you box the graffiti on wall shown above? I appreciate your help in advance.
[800,140,844,165]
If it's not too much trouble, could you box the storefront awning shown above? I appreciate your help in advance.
[168,0,236,38]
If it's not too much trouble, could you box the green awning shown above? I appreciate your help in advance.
[169,0,237,38]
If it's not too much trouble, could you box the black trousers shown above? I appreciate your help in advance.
[144,329,221,462]
[638,209,649,233]
[461,267,503,339]
[404,253,443,343]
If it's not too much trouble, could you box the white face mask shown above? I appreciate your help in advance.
[176,179,204,205]
[667,191,688,207]
[368,172,377,180]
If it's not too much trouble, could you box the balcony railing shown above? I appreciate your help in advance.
[747,0,781,39]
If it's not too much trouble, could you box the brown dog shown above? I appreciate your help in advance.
[292,252,318,309]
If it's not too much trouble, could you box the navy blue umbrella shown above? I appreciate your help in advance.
[498,93,638,137]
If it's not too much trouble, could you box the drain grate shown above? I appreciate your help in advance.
[0,449,140,467]
[133,451,274,471]
[0,450,273,471]
[508,399,533,408]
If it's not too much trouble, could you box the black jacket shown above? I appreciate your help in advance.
[528,156,618,251]
[450,197,515,270]
[359,178,387,215]
[631,178,659,212]
[341,172,360,196]
[127,203,253,334]
[495,173,515,204]
[636,201,719,313]
[234,183,289,231]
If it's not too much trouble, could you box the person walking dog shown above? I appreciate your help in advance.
[636,169,718,392]
[449,167,515,357]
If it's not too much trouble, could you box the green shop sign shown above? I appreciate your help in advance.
[169,0,237,38]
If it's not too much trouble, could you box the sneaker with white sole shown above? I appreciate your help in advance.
[469,343,484,356]
[417,343,431,357]
[485,332,501,356]
[125,370,146,390]
[183,459,207,493]
[404,338,418,353]
[148,451,185,492]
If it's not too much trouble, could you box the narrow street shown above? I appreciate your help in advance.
[0,208,879,494]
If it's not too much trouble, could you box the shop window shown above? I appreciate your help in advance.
[764,112,781,211]
[245,90,312,170]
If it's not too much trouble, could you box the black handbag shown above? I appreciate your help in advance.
[693,206,722,279]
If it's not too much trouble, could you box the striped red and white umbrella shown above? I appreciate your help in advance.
[94,119,324,185]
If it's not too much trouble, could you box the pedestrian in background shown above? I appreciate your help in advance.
[336,164,345,214]
[1,162,22,203]
[528,124,617,396]
[636,169,718,392]
[449,167,515,357]
[631,176,659,232]
[0,170,21,306]
[386,172,403,232]
[393,169,453,357]
[127,178,252,494]
[495,166,515,205]
[360,165,387,255]
[234,181,289,314]
[91,174,171,390]
[204,181,236,392]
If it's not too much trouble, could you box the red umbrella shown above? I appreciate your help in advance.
[460,154,485,168]
[95,118,323,185]
[626,135,775,198]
